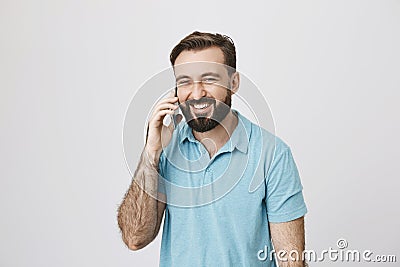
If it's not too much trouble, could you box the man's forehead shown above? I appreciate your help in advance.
[173,61,229,78]
[174,46,225,65]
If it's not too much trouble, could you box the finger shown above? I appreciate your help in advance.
[149,109,175,125]
[167,113,183,132]
[157,96,178,105]
[154,103,178,113]
[150,103,178,119]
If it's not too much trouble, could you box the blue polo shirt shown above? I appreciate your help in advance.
[157,110,307,267]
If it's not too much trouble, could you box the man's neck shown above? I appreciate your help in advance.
[192,110,238,158]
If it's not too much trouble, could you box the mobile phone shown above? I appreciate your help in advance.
[171,87,179,127]
[172,86,185,127]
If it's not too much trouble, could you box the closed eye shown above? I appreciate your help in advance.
[202,77,219,84]
[177,79,192,86]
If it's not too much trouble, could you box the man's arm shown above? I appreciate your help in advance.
[117,148,166,250]
[269,216,306,267]
[117,91,179,251]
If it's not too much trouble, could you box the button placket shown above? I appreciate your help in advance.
[204,166,213,184]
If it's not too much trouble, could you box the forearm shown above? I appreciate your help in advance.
[117,148,163,250]
[270,217,306,267]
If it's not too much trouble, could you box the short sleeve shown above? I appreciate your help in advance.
[265,145,307,223]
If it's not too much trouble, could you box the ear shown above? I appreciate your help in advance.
[229,72,240,95]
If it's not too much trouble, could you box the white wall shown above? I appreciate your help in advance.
[0,0,399,266]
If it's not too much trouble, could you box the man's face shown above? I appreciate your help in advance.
[174,47,234,132]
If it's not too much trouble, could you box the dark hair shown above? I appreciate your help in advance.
[170,31,236,72]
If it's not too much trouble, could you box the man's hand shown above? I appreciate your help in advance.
[117,91,181,251]
[145,90,181,164]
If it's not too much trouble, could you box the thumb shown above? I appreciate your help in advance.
[175,114,183,125]
[167,114,183,132]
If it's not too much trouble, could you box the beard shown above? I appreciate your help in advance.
[180,91,232,133]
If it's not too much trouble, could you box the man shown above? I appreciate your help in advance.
[118,31,307,266]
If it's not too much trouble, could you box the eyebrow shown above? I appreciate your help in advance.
[201,72,221,78]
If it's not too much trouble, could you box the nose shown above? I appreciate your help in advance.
[190,81,206,100]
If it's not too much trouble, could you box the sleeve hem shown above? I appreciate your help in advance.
[267,205,308,223]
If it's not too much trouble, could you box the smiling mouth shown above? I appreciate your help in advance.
[190,101,214,114]
[183,98,216,117]
[192,103,210,109]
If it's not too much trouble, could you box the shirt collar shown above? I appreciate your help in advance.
[177,109,251,154]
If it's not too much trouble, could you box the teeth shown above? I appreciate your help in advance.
[193,103,209,109]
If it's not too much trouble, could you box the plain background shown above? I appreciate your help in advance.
[1,0,399,266]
